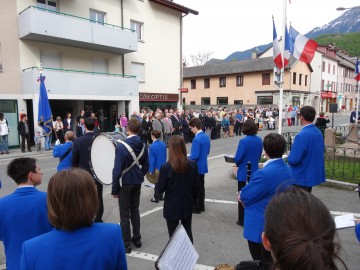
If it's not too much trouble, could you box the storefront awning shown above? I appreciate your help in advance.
[321,92,337,98]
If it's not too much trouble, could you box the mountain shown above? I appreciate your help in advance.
[215,6,360,63]
[306,6,360,39]
[315,32,360,57]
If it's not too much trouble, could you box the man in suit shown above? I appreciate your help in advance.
[170,108,182,136]
[17,114,32,153]
[72,117,103,222]
[288,106,325,193]
[188,117,211,214]
[240,133,293,263]
[112,118,149,254]
[0,157,52,270]
[76,116,85,138]
[63,112,73,132]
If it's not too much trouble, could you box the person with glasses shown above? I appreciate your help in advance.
[0,158,52,270]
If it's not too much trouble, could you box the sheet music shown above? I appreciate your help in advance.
[334,214,355,229]
[156,224,199,270]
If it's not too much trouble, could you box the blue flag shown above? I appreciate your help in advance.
[38,75,53,135]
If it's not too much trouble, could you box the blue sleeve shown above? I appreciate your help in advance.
[52,145,62,158]
[20,243,29,270]
[149,145,156,174]
[189,138,200,161]
[117,226,128,270]
[234,140,245,165]
[112,145,125,195]
[287,134,305,166]
[240,171,268,206]
[356,223,360,242]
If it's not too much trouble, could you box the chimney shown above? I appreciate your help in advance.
[252,50,257,59]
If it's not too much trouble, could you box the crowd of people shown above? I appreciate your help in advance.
[0,105,359,270]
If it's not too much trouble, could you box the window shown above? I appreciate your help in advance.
[219,77,226,87]
[130,20,144,41]
[92,58,108,73]
[262,73,270,85]
[37,0,57,11]
[234,100,243,105]
[321,80,324,90]
[90,9,106,24]
[333,65,335,75]
[328,63,330,73]
[201,97,210,105]
[204,78,210,89]
[299,74,302,86]
[236,75,243,86]
[257,96,273,105]
[131,62,145,82]
[305,75,308,86]
[190,101,196,105]
[322,61,325,72]
[217,97,228,105]
[190,79,196,89]
[292,72,297,84]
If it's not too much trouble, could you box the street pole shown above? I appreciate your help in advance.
[278,0,287,135]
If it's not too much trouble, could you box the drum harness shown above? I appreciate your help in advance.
[117,140,145,186]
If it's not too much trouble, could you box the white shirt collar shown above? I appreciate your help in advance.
[263,158,282,167]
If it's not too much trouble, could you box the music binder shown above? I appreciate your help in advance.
[155,224,199,270]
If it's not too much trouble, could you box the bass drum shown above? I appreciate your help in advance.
[90,132,127,185]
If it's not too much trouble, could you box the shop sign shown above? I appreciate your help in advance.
[321,92,337,98]
[139,93,179,102]
[180,88,188,93]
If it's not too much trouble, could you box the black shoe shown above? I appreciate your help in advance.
[193,208,201,214]
[21,150,25,153]
[150,198,159,203]
[28,149,32,152]
[125,247,132,254]
[159,196,164,201]
[200,207,205,212]
[131,239,142,248]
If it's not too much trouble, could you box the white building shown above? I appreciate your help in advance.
[0,0,197,147]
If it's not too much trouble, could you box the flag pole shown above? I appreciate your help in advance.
[278,0,287,135]
[356,58,359,125]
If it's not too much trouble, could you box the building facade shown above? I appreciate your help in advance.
[0,0,197,147]
[182,56,312,109]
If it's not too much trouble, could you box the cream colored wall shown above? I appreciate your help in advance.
[288,61,312,91]
[17,0,122,26]
[0,1,22,95]
[124,0,181,94]
[19,41,123,74]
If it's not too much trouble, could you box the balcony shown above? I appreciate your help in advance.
[18,6,138,54]
[21,67,138,98]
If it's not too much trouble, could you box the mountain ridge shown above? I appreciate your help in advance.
[213,6,360,64]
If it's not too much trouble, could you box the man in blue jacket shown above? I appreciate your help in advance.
[112,118,149,254]
[288,106,325,192]
[0,157,52,270]
[188,117,211,214]
[240,133,293,263]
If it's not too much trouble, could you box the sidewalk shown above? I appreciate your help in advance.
[0,147,52,160]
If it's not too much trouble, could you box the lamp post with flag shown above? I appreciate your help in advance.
[37,64,53,137]
[355,59,360,124]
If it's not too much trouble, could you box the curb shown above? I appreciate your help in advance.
[322,179,358,191]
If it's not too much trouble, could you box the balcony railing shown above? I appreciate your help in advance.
[21,66,138,97]
[18,6,138,54]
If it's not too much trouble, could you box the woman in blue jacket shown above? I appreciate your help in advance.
[234,119,262,226]
[20,169,127,270]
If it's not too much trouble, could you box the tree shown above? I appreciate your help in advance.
[190,51,214,66]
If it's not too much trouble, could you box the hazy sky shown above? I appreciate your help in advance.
[175,0,359,60]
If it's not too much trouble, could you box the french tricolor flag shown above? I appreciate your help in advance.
[273,20,283,69]
[289,25,318,64]
[284,25,290,67]
[355,59,360,81]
